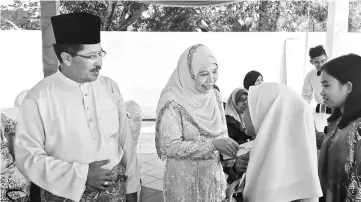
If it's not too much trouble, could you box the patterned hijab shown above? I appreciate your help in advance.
[156,44,223,135]
[225,88,248,128]
[243,82,322,202]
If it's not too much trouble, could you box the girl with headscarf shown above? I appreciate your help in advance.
[243,71,263,90]
[155,44,240,202]
[242,82,323,202]
[225,88,251,145]
[318,54,361,202]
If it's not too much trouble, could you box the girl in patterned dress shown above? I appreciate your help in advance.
[318,54,361,202]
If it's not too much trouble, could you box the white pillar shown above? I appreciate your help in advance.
[40,1,60,78]
[325,0,349,59]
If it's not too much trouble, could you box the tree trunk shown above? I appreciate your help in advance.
[273,0,286,31]
[258,1,269,31]
[104,1,117,31]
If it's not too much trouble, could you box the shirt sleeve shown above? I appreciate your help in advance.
[156,103,217,160]
[301,73,313,104]
[15,97,89,202]
[110,80,141,194]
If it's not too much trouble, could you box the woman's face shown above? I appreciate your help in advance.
[320,71,351,109]
[235,94,248,114]
[195,63,218,94]
[254,75,263,86]
[243,108,256,137]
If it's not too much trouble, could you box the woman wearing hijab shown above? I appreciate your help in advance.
[318,54,361,202]
[155,44,240,202]
[225,88,251,145]
[242,82,322,202]
[243,71,263,90]
[222,88,251,201]
[1,113,31,201]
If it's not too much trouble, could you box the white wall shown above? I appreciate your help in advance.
[1,30,361,118]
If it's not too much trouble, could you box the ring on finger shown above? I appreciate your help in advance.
[103,181,109,186]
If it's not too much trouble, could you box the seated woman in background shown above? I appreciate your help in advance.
[242,82,322,202]
[225,88,251,145]
[1,113,31,201]
[243,71,263,90]
[318,54,361,202]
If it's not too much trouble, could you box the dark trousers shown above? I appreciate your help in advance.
[30,183,41,202]
[315,104,332,114]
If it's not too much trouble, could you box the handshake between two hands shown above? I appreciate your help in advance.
[216,138,253,199]
[218,138,253,161]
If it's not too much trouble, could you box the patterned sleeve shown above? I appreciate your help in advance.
[155,103,216,160]
[2,113,17,136]
[344,121,361,201]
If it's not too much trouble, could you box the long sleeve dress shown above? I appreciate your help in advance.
[156,101,228,202]
[318,117,361,202]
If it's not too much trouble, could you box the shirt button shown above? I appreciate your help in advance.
[86,106,90,110]
[85,93,88,96]
[89,118,92,122]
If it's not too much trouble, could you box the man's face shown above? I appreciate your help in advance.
[310,54,327,71]
[66,43,103,83]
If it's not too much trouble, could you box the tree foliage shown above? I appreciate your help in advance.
[1,0,360,32]
[1,0,40,30]
[60,1,148,31]
[349,0,361,32]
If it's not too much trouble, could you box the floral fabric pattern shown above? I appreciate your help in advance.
[1,113,30,202]
[156,92,228,202]
[40,163,126,202]
[344,121,361,202]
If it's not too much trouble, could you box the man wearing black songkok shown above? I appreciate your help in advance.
[15,13,140,202]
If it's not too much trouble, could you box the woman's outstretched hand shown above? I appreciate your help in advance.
[213,138,240,157]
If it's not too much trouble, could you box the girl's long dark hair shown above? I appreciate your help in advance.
[322,54,361,129]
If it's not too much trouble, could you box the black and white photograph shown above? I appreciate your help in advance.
[1,0,361,201]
